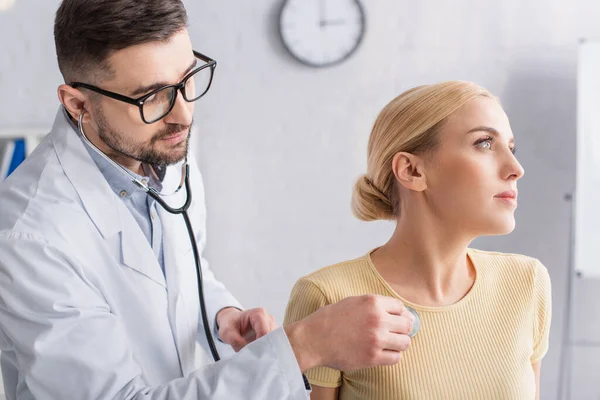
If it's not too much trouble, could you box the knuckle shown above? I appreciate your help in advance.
[391,352,403,364]
[367,348,380,364]
[256,307,267,316]
[368,332,382,348]
[381,352,400,366]
[219,326,230,336]
[365,313,381,329]
[363,294,379,307]
[402,319,412,334]
[401,336,412,351]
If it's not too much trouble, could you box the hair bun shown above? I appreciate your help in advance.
[351,175,395,221]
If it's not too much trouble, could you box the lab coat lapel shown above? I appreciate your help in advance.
[119,206,167,289]
[50,109,166,289]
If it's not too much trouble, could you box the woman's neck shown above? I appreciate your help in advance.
[371,211,477,307]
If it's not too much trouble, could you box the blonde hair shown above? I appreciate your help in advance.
[352,81,496,221]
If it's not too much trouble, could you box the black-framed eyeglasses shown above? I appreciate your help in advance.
[70,50,216,124]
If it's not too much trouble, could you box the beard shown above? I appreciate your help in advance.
[95,106,192,166]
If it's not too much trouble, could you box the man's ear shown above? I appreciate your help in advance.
[57,84,91,123]
[391,152,428,192]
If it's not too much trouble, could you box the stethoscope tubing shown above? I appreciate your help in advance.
[77,111,221,362]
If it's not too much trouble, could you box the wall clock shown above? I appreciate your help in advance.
[278,0,366,68]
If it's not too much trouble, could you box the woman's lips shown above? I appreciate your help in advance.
[494,190,518,206]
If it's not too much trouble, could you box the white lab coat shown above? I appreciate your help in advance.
[0,109,309,399]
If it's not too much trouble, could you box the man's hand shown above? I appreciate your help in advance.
[284,295,414,372]
[216,307,278,352]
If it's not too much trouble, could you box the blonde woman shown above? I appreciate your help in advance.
[284,81,551,400]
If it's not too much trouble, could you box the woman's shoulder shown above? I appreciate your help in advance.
[469,247,539,263]
[304,253,371,281]
[298,253,378,298]
[468,248,549,285]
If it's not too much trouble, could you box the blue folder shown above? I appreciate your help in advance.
[6,138,26,177]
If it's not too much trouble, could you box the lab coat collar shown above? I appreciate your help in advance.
[49,108,167,289]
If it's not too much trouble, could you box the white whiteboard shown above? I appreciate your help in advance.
[575,40,600,278]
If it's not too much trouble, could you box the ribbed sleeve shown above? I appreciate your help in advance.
[283,278,342,387]
[531,261,552,362]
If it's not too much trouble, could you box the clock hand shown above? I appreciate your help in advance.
[321,19,347,27]
[319,0,327,28]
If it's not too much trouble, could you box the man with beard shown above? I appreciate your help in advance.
[0,1,415,399]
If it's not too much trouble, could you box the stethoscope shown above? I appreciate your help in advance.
[406,306,420,338]
[77,111,223,362]
[77,110,420,363]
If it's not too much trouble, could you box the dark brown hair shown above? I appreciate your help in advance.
[54,0,188,83]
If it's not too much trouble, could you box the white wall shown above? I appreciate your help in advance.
[3,1,600,399]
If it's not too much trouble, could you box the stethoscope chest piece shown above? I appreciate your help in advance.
[405,306,421,338]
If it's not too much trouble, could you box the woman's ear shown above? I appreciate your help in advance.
[57,84,90,122]
[392,152,428,192]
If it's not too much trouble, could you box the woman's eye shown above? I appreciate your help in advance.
[474,136,516,154]
[146,94,157,103]
[475,138,493,150]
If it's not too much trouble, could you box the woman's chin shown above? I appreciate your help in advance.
[491,217,516,235]
[476,216,516,236]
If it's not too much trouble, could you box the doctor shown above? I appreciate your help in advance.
[0,0,414,399]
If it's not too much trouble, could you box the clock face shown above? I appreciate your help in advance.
[278,0,365,68]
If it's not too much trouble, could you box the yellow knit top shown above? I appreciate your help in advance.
[284,248,552,400]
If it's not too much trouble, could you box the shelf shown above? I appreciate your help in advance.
[0,129,47,139]
[0,130,48,157]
